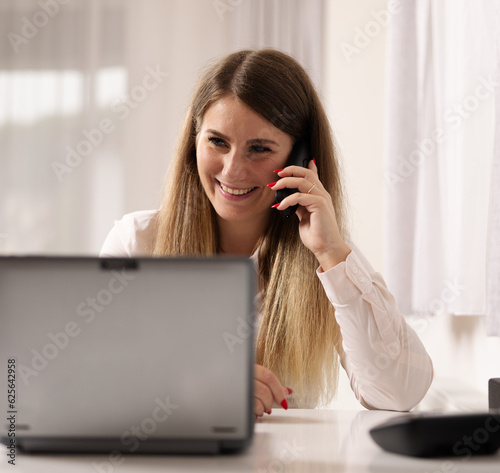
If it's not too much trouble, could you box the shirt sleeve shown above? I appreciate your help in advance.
[99,210,158,257]
[99,220,132,257]
[317,245,434,411]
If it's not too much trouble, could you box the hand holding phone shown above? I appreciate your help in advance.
[275,140,312,219]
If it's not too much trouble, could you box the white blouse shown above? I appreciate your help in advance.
[100,209,433,411]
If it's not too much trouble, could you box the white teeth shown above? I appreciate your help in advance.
[220,183,254,196]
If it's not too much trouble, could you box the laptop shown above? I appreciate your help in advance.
[0,256,255,454]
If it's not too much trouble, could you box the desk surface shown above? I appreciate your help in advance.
[1,409,499,472]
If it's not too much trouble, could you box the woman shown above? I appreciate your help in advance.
[101,48,433,416]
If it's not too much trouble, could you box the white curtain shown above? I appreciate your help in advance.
[0,0,325,256]
[486,2,500,336]
[384,0,497,329]
[230,0,324,89]
[0,0,126,255]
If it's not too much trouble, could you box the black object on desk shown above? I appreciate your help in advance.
[369,412,500,458]
[490,378,500,413]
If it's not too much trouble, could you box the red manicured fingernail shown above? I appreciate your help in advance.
[313,157,317,166]
[266,411,272,415]
[287,387,293,395]
[271,203,280,209]
[274,168,284,173]
[281,399,288,410]
[266,181,277,187]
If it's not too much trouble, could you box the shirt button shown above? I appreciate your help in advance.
[352,267,358,274]
[359,277,365,283]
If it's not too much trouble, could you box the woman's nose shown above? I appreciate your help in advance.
[221,149,247,181]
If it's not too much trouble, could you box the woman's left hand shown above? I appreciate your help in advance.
[269,160,351,271]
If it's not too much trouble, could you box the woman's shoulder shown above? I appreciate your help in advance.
[116,209,159,230]
[99,209,159,257]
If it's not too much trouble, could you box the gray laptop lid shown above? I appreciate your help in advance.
[0,256,255,453]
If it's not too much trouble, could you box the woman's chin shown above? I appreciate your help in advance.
[214,205,272,226]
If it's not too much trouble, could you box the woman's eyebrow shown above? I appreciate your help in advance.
[205,129,228,140]
[247,138,279,146]
[206,129,279,146]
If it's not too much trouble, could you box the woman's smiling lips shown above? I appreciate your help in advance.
[216,179,257,200]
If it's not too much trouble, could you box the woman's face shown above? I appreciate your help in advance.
[196,95,293,228]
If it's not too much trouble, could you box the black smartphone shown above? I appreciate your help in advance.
[275,140,312,219]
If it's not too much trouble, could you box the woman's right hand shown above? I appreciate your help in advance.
[254,364,293,417]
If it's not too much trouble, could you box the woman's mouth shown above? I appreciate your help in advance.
[217,180,256,197]
[220,183,255,195]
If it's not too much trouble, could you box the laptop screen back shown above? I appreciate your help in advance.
[0,256,255,453]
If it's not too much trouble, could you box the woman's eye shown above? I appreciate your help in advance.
[250,145,271,154]
[208,137,226,147]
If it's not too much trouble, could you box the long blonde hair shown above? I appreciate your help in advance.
[154,49,346,407]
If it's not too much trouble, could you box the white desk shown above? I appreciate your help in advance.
[1,409,498,472]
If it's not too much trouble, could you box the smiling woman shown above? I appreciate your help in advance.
[196,95,293,255]
[100,49,433,415]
